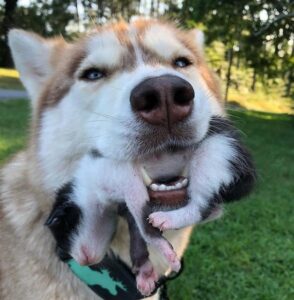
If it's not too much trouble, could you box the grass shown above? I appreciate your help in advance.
[0,100,293,299]
[168,110,294,300]
[0,100,30,163]
[0,68,24,90]
[228,88,293,115]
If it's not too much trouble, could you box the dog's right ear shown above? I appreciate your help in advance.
[8,29,67,104]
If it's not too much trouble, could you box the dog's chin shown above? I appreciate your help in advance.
[125,118,197,155]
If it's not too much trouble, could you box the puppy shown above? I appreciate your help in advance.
[46,116,255,296]
[46,153,179,296]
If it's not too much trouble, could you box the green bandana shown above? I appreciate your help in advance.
[66,252,182,299]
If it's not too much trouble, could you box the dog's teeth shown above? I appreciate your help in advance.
[140,167,152,186]
[181,166,189,177]
[182,178,188,187]
[159,184,167,191]
[150,183,159,191]
[149,178,189,192]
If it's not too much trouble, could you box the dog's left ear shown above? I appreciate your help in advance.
[8,29,68,103]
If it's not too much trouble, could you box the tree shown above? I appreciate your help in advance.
[0,0,18,67]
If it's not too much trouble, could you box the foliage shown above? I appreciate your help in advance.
[0,0,292,97]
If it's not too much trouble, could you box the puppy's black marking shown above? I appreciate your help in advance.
[200,116,257,221]
[45,182,82,261]
[222,146,256,202]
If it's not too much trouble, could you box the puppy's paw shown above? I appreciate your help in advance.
[136,260,158,296]
[166,251,181,273]
[148,211,173,231]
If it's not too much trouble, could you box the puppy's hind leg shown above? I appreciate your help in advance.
[119,204,158,296]
[122,167,181,273]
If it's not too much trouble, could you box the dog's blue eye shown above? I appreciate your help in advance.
[174,57,192,68]
[80,68,105,81]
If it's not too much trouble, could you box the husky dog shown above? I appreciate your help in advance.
[46,116,255,296]
[1,19,254,300]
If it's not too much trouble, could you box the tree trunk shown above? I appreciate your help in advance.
[285,73,292,97]
[285,42,294,97]
[75,0,81,32]
[150,0,155,16]
[97,0,104,23]
[225,48,233,102]
[0,0,18,67]
[236,52,240,69]
[251,68,257,91]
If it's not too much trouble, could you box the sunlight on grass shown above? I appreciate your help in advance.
[0,68,19,78]
[0,68,23,90]
[228,89,293,115]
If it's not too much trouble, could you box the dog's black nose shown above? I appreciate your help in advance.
[130,75,194,128]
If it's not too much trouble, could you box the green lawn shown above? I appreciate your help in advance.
[0,100,293,299]
[0,100,29,163]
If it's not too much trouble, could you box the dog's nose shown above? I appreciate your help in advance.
[130,75,194,127]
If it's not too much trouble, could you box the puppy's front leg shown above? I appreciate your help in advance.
[148,196,204,230]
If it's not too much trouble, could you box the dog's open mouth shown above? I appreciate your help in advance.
[140,167,189,207]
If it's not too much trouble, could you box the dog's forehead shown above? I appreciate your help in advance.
[37,20,211,112]
[81,20,196,66]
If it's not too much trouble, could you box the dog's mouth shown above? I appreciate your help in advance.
[140,166,189,207]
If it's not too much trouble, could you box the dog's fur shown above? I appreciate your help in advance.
[0,19,250,299]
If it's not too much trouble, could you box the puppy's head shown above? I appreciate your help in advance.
[46,182,117,265]
[8,19,224,190]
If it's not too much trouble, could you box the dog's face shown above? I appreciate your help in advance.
[9,19,224,190]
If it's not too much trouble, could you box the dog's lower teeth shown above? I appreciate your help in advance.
[149,177,189,192]
[159,184,166,191]
[150,183,159,191]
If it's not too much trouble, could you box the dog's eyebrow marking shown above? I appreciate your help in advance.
[89,149,103,158]
[82,31,124,69]
[143,24,191,61]
[129,27,144,65]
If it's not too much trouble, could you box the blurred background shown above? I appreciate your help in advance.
[0,1,293,299]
